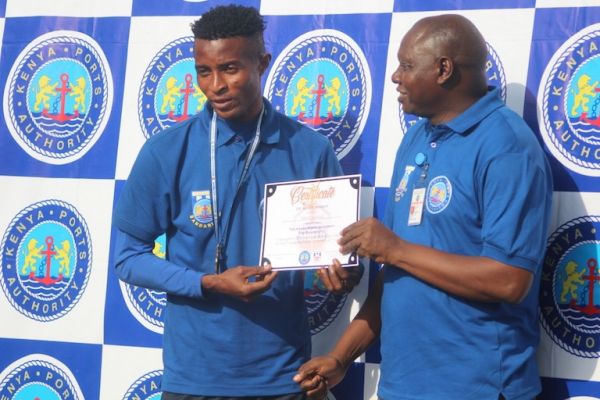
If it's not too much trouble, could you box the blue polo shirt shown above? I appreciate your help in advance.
[113,99,342,396]
[379,88,552,400]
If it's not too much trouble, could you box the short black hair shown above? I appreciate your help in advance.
[191,5,266,48]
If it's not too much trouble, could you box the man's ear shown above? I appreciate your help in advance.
[259,52,272,76]
[437,56,454,84]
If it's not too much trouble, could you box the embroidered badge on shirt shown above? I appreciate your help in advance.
[426,176,452,214]
[395,165,416,201]
[189,190,213,228]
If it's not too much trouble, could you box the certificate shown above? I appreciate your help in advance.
[259,174,361,271]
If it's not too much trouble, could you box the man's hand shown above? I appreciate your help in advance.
[293,355,347,399]
[338,217,400,265]
[201,265,278,302]
[317,259,363,294]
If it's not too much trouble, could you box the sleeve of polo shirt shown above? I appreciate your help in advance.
[479,152,551,272]
[113,142,170,242]
[113,229,207,299]
[112,143,207,298]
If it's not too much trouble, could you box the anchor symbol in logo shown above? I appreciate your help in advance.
[168,74,196,122]
[30,236,63,286]
[41,73,80,123]
[298,74,334,127]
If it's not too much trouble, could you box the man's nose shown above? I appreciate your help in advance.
[212,72,227,93]
[391,68,401,84]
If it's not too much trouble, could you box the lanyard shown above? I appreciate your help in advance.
[210,107,264,274]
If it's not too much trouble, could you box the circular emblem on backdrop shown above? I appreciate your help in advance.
[400,42,506,133]
[120,235,166,333]
[540,215,600,357]
[426,176,452,214]
[265,29,372,159]
[304,270,346,334]
[3,30,113,164]
[123,370,162,400]
[139,37,207,138]
[0,354,84,399]
[538,24,600,176]
[0,200,92,321]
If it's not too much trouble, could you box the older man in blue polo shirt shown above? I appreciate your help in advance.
[295,14,552,400]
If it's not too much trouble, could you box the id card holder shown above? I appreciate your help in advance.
[408,163,429,226]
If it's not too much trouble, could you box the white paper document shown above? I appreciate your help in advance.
[259,174,361,271]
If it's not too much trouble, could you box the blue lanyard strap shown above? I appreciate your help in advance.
[210,107,264,273]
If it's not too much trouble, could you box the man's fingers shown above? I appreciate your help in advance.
[340,219,363,236]
[339,237,359,255]
[261,270,278,286]
[316,261,353,294]
[297,372,323,391]
[316,268,334,291]
[326,263,344,290]
[337,230,356,247]
[241,264,275,282]
[245,264,272,277]
[330,260,349,280]
[293,361,320,384]
[245,270,278,293]
[340,217,373,236]
[306,378,328,399]
[317,266,344,293]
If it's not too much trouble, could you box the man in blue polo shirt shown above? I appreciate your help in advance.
[294,14,553,400]
[113,5,357,399]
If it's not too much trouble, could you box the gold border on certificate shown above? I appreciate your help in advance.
[260,174,361,271]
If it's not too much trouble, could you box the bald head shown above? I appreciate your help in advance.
[409,14,488,76]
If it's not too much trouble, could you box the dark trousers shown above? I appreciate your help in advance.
[162,392,308,400]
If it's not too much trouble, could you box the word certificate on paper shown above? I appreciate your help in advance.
[259,174,361,271]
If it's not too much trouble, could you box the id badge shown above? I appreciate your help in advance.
[408,187,426,226]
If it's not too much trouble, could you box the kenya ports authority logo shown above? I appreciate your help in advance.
[538,24,600,176]
[0,354,84,399]
[540,215,600,357]
[120,235,166,333]
[122,370,162,400]
[0,200,92,321]
[3,30,113,164]
[265,30,372,159]
[304,270,346,334]
[139,37,207,138]
[400,42,506,133]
